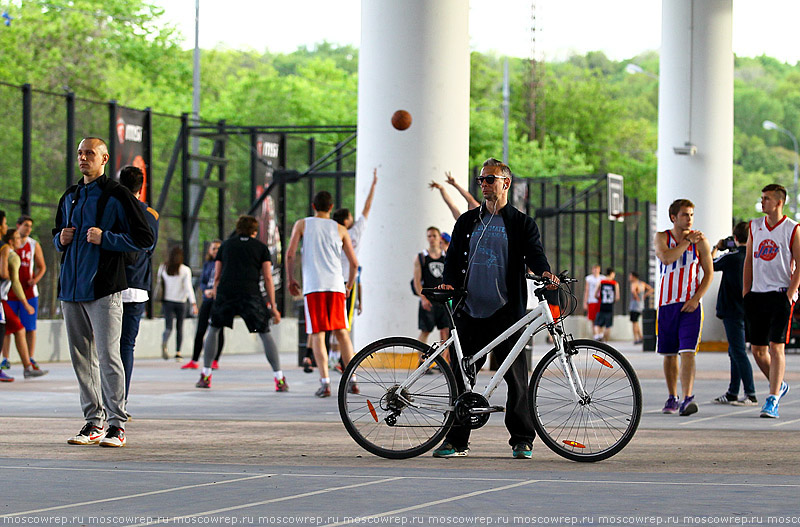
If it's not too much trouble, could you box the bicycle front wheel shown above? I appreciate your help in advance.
[338,337,457,459]
[529,339,642,462]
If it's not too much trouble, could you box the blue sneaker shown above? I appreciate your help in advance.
[679,395,698,416]
[0,358,9,370]
[662,396,679,414]
[760,395,779,418]
[432,442,468,458]
[512,442,533,459]
[779,382,790,400]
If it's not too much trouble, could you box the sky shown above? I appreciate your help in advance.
[152,0,800,64]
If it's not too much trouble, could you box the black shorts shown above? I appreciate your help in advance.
[418,302,452,332]
[630,311,641,323]
[594,310,614,328]
[744,291,793,346]
[211,293,270,333]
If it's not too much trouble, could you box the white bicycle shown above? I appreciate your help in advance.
[338,272,642,462]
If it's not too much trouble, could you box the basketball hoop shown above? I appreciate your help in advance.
[611,211,643,232]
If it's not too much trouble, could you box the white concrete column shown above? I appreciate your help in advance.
[657,0,733,340]
[355,0,470,350]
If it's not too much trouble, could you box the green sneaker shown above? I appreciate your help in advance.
[512,442,533,459]
[432,442,468,458]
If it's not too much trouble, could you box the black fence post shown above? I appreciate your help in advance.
[66,91,75,189]
[143,107,153,205]
[108,100,117,176]
[250,128,258,204]
[217,119,227,241]
[307,137,316,216]
[180,112,191,266]
[21,84,32,216]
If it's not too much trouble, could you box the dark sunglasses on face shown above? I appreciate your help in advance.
[476,175,507,185]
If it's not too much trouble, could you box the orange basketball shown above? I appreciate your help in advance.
[391,109,412,131]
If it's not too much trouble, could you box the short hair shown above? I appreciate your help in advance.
[1,229,15,243]
[312,191,333,212]
[81,137,108,154]
[16,214,32,226]
[482,158,512,179]
[630,271,640,280]
[119,166,144,194]
[0,210,7,225]
[762,184,787,204]
[332,208,350,226]
[427,226,441,235]
[606,267,615,276]
[733,221,749,244]
[668,199,695,220]
[235,215,259,237]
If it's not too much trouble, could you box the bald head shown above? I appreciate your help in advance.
[77,137,109,182]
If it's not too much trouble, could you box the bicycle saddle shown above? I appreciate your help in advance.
[421,288,467,304]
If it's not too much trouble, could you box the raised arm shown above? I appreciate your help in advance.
[445,171,480,210]
[429,181,461,221]
[361,168,378,219]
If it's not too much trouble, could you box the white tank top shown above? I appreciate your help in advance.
[750,215,798,296]
[659,230,701,307]
[302,217,345,295]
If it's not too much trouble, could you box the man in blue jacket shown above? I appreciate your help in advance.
[118,165,159,415]
[433,158,558,460]
[54,138,154,448]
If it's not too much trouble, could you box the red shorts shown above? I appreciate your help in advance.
[3,301,24,335]
[304,291,348,334]
[587,302,601,322]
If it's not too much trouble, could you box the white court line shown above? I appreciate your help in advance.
[678,399,797,425]
[773,417,800,427]
[123,476,405,527]
[320,479,538,527]
[0,474,275,518]
[0,465,271,476]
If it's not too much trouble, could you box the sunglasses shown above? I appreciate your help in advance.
[475,175,508,185]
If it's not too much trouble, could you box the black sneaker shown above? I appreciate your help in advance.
[731,395,758,406]
[711,393,738,404]
[512,442,533,459]
[99,426,126,447]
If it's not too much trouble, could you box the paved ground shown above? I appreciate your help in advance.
[1,341,799,526]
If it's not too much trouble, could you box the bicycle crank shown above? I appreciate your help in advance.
[454,392,502,429]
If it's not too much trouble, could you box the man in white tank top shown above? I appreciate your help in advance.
[654,199,713,417]
[286,191,359,397]
[743,184,798,418]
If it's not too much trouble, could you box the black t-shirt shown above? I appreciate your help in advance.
[421,251,446,289]
[215,236,271,297]
[598,280,617,313]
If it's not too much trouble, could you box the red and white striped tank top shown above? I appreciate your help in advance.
[659,230,701,307]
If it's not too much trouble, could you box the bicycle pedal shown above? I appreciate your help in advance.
[490,405,505,413]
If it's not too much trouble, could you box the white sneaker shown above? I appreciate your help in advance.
[99,426,126,447]
[67,423,105,445]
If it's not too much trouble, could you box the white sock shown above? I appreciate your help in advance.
[202,367,212,376]
[321,377,330,385]
[329,351,341,362]
[273,370,283,380]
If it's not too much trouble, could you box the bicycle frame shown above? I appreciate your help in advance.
[400,285,588,411]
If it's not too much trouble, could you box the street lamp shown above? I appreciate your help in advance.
[763,120,800,217]
[625,63,659,80]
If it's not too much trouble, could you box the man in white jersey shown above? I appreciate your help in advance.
[655,199,713,416]
[743,183,797,418]
[286,191,359,397]
[583,264,604,339]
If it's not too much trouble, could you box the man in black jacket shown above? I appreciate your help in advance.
[433,158,557,459]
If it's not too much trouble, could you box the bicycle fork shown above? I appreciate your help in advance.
[553,333,590,405]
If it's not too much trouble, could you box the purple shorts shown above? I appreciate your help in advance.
[657,302,702,355]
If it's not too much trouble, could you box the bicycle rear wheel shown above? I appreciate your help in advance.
[528,339,642,462]
[338,337,457,459]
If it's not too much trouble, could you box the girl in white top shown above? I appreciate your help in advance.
[158,246,197,360]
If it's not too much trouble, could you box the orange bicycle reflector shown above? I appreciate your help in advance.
[562,440,586,448]
[367,400,378,422]
[592,354,613,368]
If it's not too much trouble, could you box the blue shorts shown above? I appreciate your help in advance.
[657,302,702,355]
[6,297,38,331]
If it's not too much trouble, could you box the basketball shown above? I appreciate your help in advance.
[391,110,412,131]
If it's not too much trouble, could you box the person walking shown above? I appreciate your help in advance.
[2,214,45,371]
[194,216,283,391]
[655,198,713,417]
[118,166,159,414]
[628,272,653,345]
[183,240,224,371]
[55,137,154,448]
[432,158,558,459]
[158,246,197,361]
[583,265,605,339]
[286,191,358,397]
[711,222,756,406]
[593,268,620,342]
[743,184,797,418]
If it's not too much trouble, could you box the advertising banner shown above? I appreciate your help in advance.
[113,107,150,203]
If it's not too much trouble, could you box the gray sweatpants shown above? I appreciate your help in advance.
[62,293,126,429]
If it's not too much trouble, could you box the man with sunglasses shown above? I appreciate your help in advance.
[434,158,558,460]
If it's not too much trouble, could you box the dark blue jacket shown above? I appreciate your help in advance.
[443,202,551,319]
[714,245,746,319]
[125,201,159,292]
[53,175,155,302]
[200,260,215,291]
